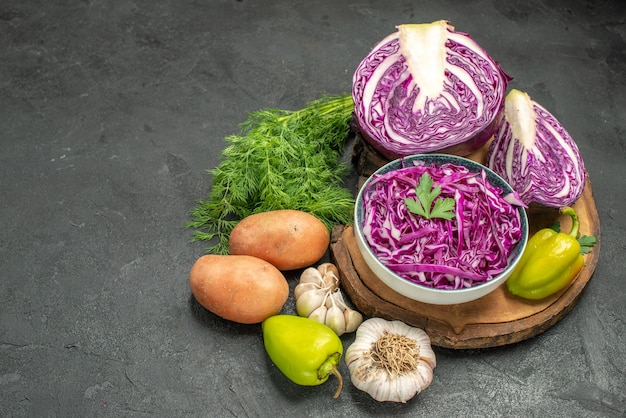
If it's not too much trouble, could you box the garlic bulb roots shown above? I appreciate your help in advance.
[345,318,436,403]
[294,263,363,335]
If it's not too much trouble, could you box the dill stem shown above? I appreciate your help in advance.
[187,93,356,254]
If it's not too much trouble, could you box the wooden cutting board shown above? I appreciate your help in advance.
[330,135,601,349]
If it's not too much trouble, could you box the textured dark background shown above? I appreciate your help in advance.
[1,0,625,416]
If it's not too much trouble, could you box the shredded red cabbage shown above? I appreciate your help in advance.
[361,162,523,289]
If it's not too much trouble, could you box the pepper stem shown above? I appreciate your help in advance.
[330,364,343,399]
[559,206,580,238]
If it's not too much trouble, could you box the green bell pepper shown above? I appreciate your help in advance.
[262,315,344,398]
[506,206,584,300]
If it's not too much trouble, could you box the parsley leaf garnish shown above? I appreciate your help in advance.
[577,235,597,255]
[404,173,456,220]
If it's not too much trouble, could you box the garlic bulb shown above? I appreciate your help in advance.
[294,263,363,336]
[345,318,436,403]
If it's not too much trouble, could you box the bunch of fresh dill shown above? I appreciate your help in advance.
[186,94,356,254]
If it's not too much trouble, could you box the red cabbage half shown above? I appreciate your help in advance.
[486,89,586,208]
[360,160,523,289]
[352,21,511,160]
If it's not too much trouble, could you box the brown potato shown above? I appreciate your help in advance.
[228,210,330,270]
[189,254,289,324]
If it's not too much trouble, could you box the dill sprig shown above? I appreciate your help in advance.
[186,94,356,254]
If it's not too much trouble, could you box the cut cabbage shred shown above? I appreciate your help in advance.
[352,20,511,160]
[361,162,523,289]
[487,89,586,208]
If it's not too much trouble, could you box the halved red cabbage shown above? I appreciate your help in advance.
[361,162,523,289]
[486,89,586,208]
[352,21,511,160]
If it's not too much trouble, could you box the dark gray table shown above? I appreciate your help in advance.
[2,1,624,416]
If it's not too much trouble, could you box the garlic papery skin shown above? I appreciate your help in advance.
[295,288,328,318]
[298,267,325,285]
[317,263,340,290]
[343,309,363,334]
[325,296,347,336]
[294,263,364,335]
[308,305,328,324]
[345,318,436,403]
[293,281,320,300]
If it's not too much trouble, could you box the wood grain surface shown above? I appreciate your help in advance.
[331,135,601,349]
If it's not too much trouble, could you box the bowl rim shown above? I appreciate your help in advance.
[354,153,529,297]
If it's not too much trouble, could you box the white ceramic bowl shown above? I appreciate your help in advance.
[354,154,529,305]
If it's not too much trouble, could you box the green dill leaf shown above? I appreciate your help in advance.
[185,94,356,254]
